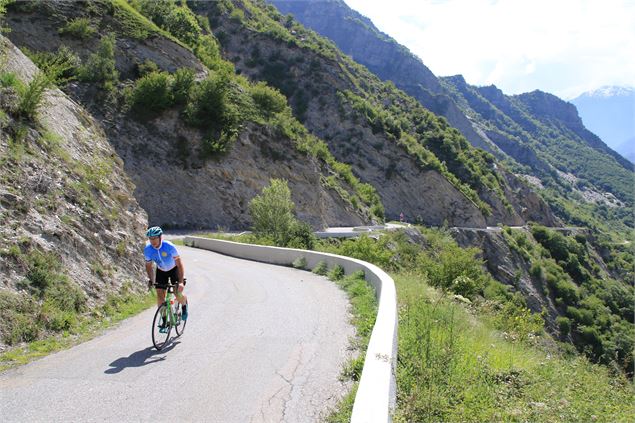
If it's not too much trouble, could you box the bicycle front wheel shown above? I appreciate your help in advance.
[152,304,171,350]
[174,302,186,336]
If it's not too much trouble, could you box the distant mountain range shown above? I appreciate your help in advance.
[570,86,635,164]
[270,0,634,226]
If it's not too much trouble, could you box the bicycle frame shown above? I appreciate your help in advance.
[161,285,178,328]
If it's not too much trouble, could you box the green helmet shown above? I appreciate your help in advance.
[146,226,163,237]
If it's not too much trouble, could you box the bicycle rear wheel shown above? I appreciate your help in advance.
[174,302,186,336]
[152,304,171,350]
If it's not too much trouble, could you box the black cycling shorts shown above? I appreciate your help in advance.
[155,266,179,290]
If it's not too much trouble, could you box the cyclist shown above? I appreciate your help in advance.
[144,226,188,330]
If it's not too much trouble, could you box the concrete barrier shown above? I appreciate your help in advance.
[183,236,397,423]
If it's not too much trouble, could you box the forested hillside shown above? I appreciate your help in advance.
[441,77,634,233]
[189,0,557,228]
[271,0,634,235]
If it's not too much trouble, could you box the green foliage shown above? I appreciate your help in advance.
[16,72,51,120]
[291,256,307,269]
[556,316,571,335]
[286,220,316,250]
[59,17,95,39]
[328,264,345,281]
[22,249,64,295]
[171,67,194,104]
[250,81,287,119]
[414,230,490,299]
[135,59,159,76]
[78,34,118,90]
[133,0,174,28]
[23,45,80,86]
[164,6,201,45]
[127,70,173,116]
[182,68,245,154]
[0,290,40,344]
[248,178,296,246]
[339,91,497,214]
[312,260,328,276]
[393,273,634,422]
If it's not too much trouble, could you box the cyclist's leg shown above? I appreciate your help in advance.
[177,283,187,306]
[155,269,170,307]
[156,288,166,307]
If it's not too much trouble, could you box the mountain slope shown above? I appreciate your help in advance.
[269,0,492,152]
[190,0,556,228]
[270,0,634,232]
[441,77,634,214]
[571,86,635,164]
[0,34,147,346]
[3,0,378,230]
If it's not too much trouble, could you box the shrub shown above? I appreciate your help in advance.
[17,72,51,120]
[328,265,345,281]
[286,220,316,250]
[78,34,118,90]
[556,316,571,335]
[128,71,173,116]
[312,260,328,275]
[171,67,195,104]
[164,6,200,45]
[248,179,296,246]
[185,71,230,129]
[59,17,95,39]
[136,59,159,76]
[23,249,63,294]
[0,291,40,345]
[250,81,287,119]
[24,45,80,86]
[194,35,222,70]
[292,256,307,269]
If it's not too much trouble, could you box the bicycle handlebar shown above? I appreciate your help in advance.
[150,278,187,289]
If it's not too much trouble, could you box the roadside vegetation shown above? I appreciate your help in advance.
[0,246,154,371]
[199,181,634,421]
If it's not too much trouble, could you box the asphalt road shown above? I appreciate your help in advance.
[0,246,355,422]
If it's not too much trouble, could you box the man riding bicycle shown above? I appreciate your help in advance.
[144,226,188,329]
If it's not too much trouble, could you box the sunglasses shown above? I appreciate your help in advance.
[149,236,160,240]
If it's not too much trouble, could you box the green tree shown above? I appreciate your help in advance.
[249,179,296,246]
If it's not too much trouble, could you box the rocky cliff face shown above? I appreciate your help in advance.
[0,35,147,306]
[269,0,491,154]
[4,0,368,230]
[192,1,556,228]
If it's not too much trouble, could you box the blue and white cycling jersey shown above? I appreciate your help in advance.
[144,240,180,271]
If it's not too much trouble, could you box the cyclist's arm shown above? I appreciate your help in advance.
[175,256,185,284]
[145,261,155,283]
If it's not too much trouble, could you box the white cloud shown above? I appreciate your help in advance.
[343,0,635,98]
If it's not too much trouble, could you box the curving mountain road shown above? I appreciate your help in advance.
[0,246,355,422]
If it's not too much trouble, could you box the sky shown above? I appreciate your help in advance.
[342,0,635,100]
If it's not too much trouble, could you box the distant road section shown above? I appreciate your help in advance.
[0,246,354,422]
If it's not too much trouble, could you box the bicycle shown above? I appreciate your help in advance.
[151,280,187,350]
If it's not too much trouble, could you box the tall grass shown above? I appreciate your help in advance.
[393,273,635,422]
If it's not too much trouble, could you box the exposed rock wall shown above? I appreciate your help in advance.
[1,36,147,302]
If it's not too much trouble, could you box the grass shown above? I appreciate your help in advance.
[392,272,635,422]
[0,288,155,372]
[325,270,377,422]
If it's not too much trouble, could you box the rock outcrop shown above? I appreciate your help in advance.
[1,35,147,304]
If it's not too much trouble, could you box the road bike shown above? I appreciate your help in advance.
[151,280,187,350]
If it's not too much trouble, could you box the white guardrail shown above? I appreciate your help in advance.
[183,236,397,423]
